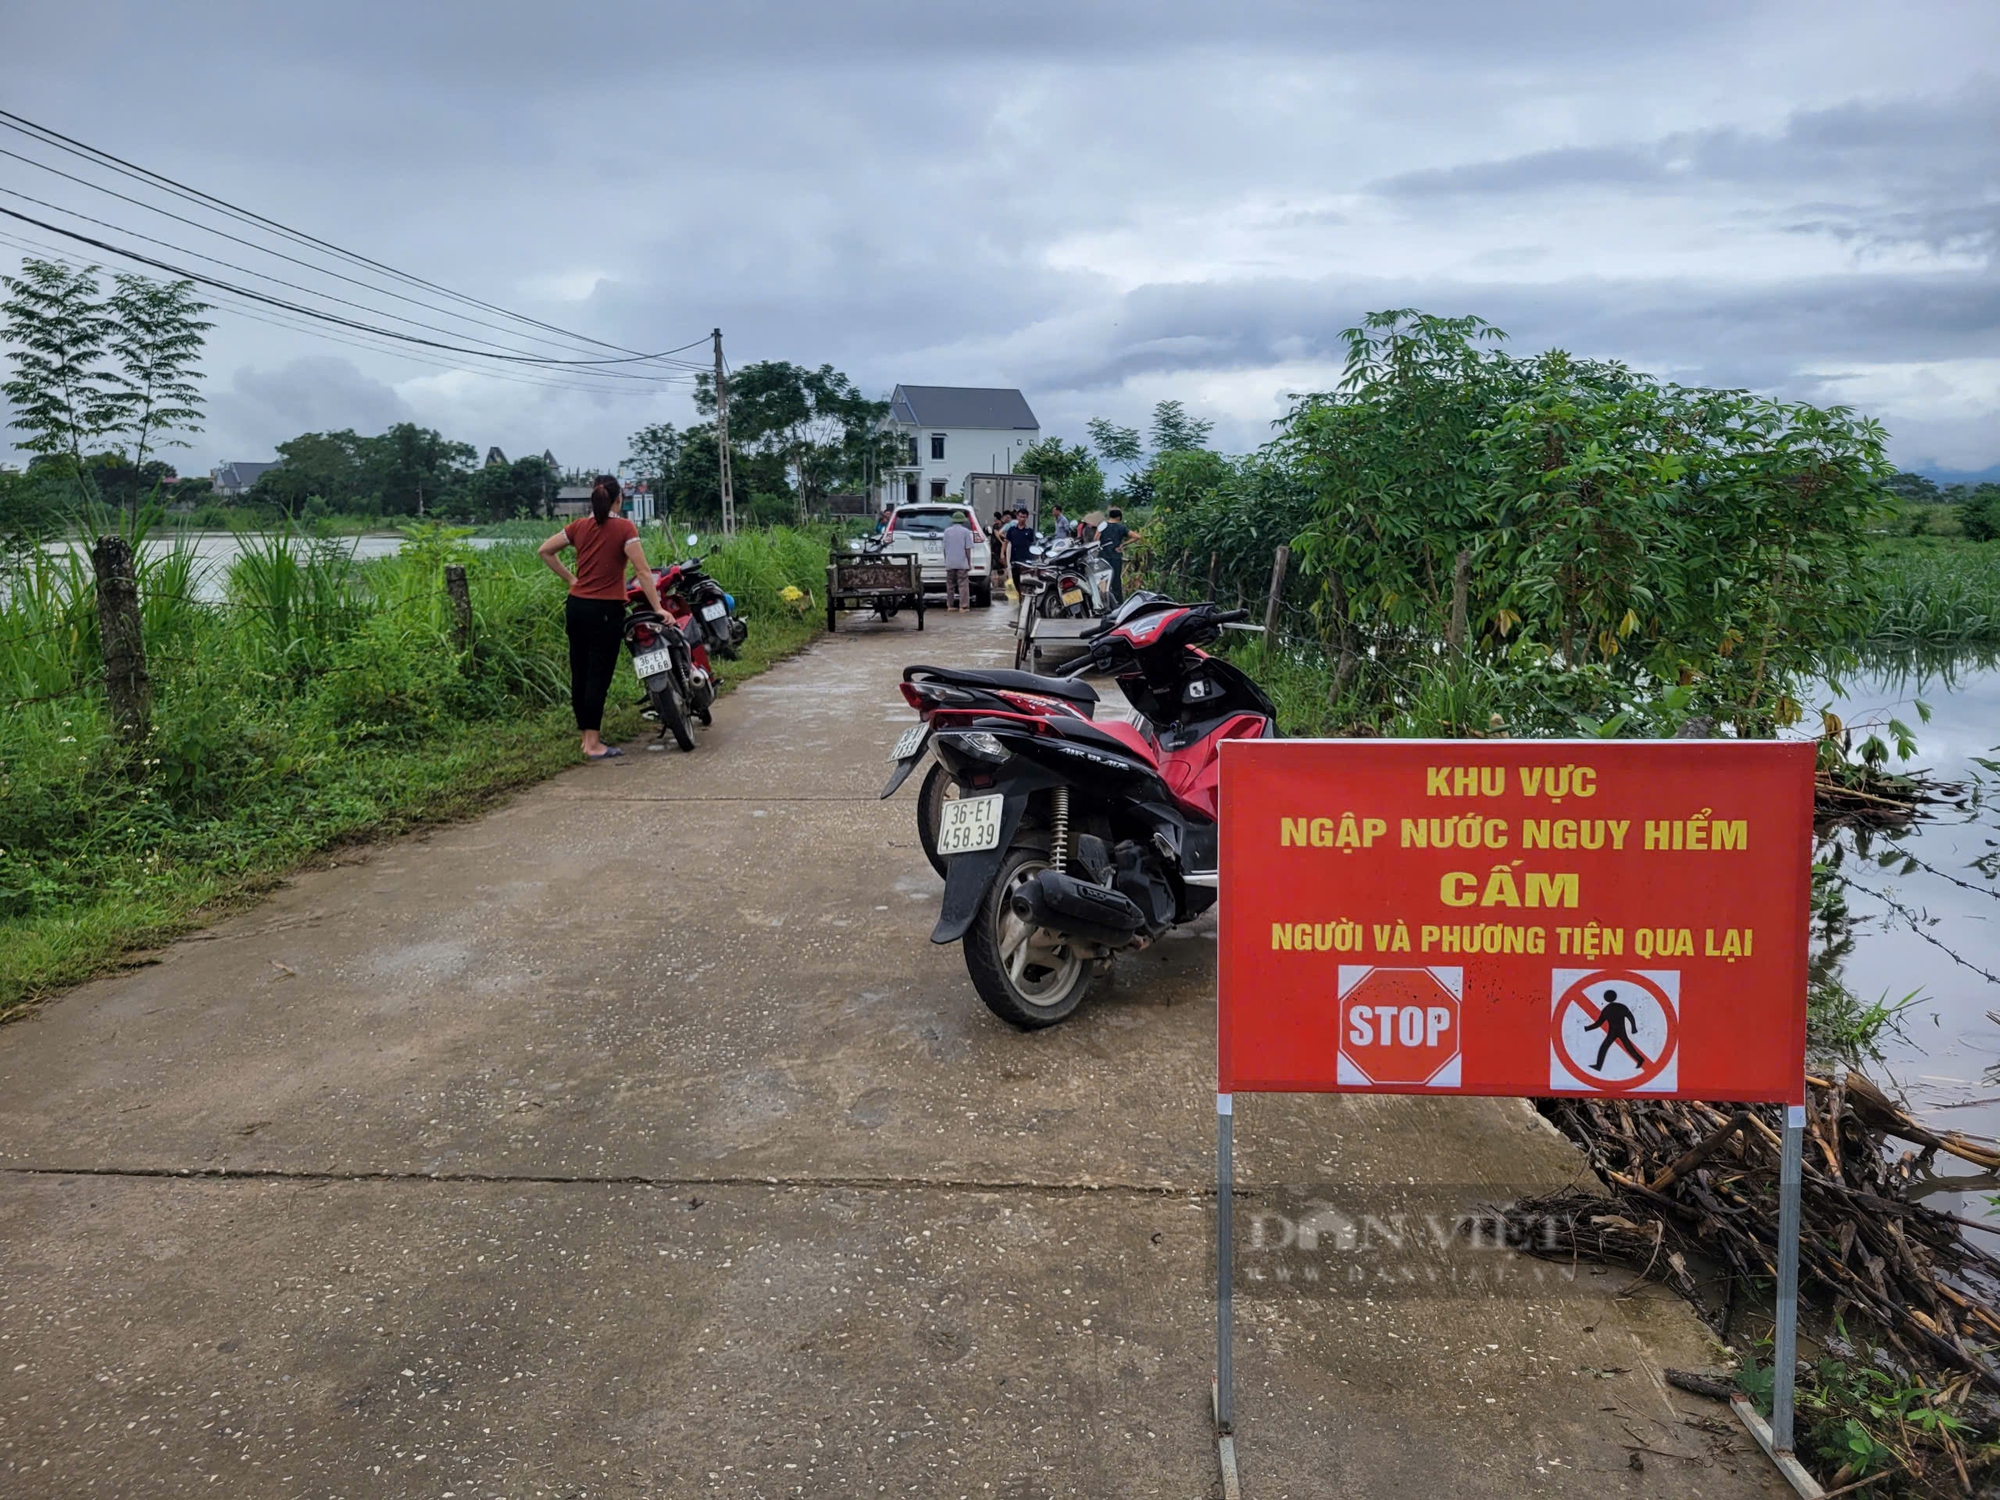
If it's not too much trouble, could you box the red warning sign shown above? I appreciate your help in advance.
[1217,741,1811,1103]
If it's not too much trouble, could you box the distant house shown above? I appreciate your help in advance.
[881,385,1040,509]
[211,460,277,496]
[485,446,508,468]
[554,482,654,523]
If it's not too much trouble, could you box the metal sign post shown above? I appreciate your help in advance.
[1774,1104,1804,1451]
[1730,1102,1815,1497]
[1215,1092,1239,1496]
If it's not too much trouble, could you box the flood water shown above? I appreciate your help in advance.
[39,531,499,602]
[1820,656,2000,1223]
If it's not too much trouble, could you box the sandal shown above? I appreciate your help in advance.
[585,745,624,760]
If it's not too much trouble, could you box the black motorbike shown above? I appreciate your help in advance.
[620,539,742,751]
[885,592,1277,1028]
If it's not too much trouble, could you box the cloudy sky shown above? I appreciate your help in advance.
[4,0,1996,477]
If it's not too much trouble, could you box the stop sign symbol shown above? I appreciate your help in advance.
[1336,967,1463,1088]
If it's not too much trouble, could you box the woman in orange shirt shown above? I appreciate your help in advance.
[538,475,666,760]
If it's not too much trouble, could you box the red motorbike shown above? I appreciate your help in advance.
[622,548,740,751]
[882,591,1277,1028]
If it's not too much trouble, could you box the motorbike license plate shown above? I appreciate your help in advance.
[936,793,1004,855]
[631,647,674,679]
[700,601,727,622]
[1061,588,1084,606]
[890,723,928,761]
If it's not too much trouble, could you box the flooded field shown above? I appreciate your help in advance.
[37,531,502,602]
[1821,655,2000,1223]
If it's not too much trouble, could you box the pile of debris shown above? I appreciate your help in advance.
[1512,1074,2000,1492]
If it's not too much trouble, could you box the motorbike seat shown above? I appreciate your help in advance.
[905,664,1100,707]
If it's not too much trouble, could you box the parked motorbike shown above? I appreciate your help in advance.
[623,534,741,751]
[882,591,1277,1028]
[1011,538,1112,667]
[1028,538,1112,619]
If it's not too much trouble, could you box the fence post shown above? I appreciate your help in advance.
[444,564,472,652]
[1446,548,1471,650]
[1263,545,1289,638]
[92,534,150,745]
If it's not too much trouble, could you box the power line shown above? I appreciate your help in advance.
[0,108,700,369]
[0,181,698,382]
[0,204,701,371]
[0,146,705,372]
[0,227,698,401]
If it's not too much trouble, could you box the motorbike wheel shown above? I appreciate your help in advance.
[915,761,959,880]
[963,846,1095,1030]
[649,676,695,752]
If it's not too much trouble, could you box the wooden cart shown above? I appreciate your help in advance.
[825,547,926,632]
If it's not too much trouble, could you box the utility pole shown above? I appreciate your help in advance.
[713,327,736,536]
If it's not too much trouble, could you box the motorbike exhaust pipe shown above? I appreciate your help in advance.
[1010,869,1148,950]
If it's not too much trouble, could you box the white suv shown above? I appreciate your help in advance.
[882,505,993,607]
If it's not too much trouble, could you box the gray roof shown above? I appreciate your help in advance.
[890,385,1038,430]
[213,460,278,489]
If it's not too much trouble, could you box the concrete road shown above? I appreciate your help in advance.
[0,607,1785,1498]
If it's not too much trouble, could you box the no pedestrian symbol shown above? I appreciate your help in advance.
[1550,969,1679,1093]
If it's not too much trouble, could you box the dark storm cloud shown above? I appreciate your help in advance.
[1376,79,2000,257]
[1,2,1994,472]
[1006,269,2000,397]
[208,358,411,456]
[6,0,1754,79]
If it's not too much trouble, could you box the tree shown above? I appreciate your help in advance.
[697,361,893,515]
[1884,470,1940,505]
[0,259,121,488]
[1149,399,1213,455]
[625,421,683,513]
[1958,483,2000,542]
[105,273,211,470]
[372,423,475,516]
[250,429,373,515]
[1086,418,1143,466]
[1272,308,1888,728]
[448,453,560,522]
[1015,436,1106,515]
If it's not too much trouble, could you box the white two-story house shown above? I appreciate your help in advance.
[880,385,1040,509]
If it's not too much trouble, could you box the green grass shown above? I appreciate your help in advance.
[0,523,828,1016]
[1864,536,2000,649]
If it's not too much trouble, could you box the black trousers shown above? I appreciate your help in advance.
[565,596,626,732]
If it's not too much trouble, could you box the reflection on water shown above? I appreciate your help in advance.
[1818,651,2000,1223]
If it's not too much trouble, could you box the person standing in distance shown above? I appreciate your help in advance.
[1006,505,1040,595]
[538,475,667,761]
[1097,507,1132,605]
[941,509,975,612]
[989,510,1010,594]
